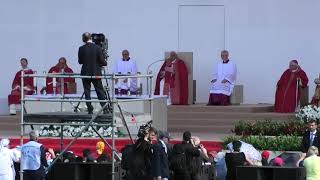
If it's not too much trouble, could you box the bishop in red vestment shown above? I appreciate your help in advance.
[8,58,34,115]
[45,57,75,94]
[311,76,320,107]
[154,51,188,105]
[274,60,308,113]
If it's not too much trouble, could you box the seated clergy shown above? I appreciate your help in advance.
[8,58,34,115]
[274,60,308,113]
[154,51,189,105]
[208,50,237,106]
[311,75,320,107]
[44,57,75,94]
[113,50,138,95]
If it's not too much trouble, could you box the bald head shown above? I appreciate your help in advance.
[82,32,92,43]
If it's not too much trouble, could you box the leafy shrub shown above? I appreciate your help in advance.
[233,120,307,136]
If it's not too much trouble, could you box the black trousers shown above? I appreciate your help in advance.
[23,168,46,180]
[82,78,106,112]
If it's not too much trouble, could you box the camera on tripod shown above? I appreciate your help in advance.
[137,120,153,139]
[92,33,109,61]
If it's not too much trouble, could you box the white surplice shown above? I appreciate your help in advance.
[0,146,18,180]
[113,59,138,91]
[210,60,237,96]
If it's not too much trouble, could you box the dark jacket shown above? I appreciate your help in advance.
[301,130,320,153]
[128,139,152,180]
[78,42,107,76]
[151,141,169,178]
[174,142,200,172]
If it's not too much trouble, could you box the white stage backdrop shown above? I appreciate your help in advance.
[0,0,319,104]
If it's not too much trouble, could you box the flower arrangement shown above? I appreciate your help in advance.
[39,123,117,137]
[296,105,320,123]
[233,120,306,136]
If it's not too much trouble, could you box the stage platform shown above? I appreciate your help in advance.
[0,103,295,153]
[24,112,112,124]
[168,103,295,134]
[0,103,295,137]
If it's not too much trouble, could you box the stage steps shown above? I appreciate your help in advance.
[168,104,295,134]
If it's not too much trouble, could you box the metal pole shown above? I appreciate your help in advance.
[61,69,64,112]
[111,73,115,180]
[90,126,121,160]
[20,71,24,180]
[46,103,108,172]
[60,125,64,154]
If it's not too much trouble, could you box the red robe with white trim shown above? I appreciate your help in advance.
[46,66,75,94]
[274,68,308,113]
[8,69,34,105]
[154,59,188,105]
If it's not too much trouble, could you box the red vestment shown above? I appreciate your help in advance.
[46,66,75,94]
[274,69,308,113]
[154,59,188,105]
[8,69,34,105]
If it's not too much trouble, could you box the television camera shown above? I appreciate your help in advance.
[92,33,109,61]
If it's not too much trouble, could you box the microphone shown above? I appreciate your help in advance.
[146,59,165,95]
[146,59,165,75]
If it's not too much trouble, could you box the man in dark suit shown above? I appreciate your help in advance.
[151,130,169,180]
[301,120,320,153]
[78,32,108,114]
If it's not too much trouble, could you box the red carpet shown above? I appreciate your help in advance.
[9,138,222,157]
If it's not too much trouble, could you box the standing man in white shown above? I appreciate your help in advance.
[0,139,19,180]
[207,50,237,106]
[113,50,138,95]
[21,130,50,180]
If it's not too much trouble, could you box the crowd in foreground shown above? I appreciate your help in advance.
[0,119,320,180]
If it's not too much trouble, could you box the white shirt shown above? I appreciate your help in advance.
[159,140,167,154]
[310,130,317,144]
[210,60,237,96]
[113,58,138,91]
[0,147,18,179]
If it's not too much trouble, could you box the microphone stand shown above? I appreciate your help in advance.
[146,59,165,95]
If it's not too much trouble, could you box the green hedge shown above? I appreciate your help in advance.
[233,120,307,136]
[223,135,302,151]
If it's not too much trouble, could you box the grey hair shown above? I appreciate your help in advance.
[221,50,229,55]
[29,130,39,141]
[307,146,319,157]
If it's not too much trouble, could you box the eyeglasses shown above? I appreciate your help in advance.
[122,53,129,56]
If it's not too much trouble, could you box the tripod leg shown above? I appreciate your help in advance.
[103,78,113,113]
[74,92,85,112]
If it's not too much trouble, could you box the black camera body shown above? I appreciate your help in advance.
[137,120,153,139]
[91,33,109,61]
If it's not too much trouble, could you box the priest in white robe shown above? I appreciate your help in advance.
[113,50,138,95]
[208,50,237,106]
[0,139,19,180]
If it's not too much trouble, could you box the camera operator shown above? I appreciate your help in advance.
[78,32,108,114]
[125,126,157,180]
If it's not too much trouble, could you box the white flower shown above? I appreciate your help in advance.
[296,105,320,123]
